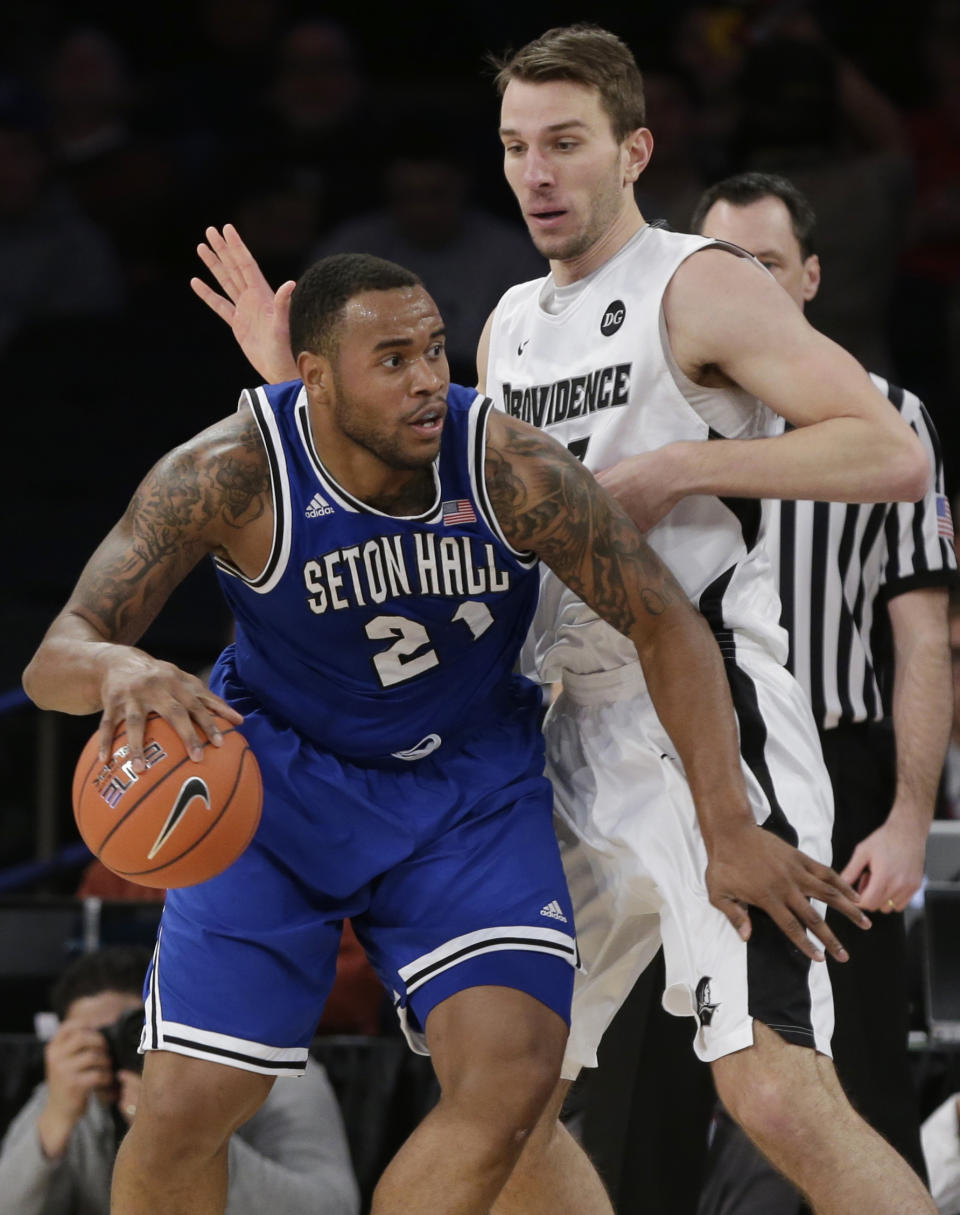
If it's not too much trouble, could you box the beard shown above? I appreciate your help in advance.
[525,161,625,263]
[332,379,439,472]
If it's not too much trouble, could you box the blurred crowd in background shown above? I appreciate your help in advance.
[1,0,960,872]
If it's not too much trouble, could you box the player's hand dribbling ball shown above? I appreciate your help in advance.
[72,713,262,888]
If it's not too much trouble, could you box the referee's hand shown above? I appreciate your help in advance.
[706,824,870,963]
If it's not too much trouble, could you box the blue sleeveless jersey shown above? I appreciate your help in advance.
[212,381,541,761]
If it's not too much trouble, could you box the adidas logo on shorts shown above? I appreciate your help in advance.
[305,492,334,519]
[539,899,567,923]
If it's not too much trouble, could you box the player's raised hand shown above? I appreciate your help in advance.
[190,224,299,384]
[705,821,871,963]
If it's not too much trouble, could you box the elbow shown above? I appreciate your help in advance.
[887,432,930,503]
[21,656,48,710]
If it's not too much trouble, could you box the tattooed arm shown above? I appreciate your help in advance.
[484,409,868,962]
[22,409,271,766]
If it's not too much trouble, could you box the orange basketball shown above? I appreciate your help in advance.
[72,713,262,889]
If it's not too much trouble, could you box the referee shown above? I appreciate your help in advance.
[692,172,958,1212]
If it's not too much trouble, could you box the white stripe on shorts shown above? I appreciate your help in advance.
[399,924,577,997]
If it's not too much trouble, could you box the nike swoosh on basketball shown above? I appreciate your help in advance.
[147,776,211,859]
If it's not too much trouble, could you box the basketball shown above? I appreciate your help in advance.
[72,713,262,889]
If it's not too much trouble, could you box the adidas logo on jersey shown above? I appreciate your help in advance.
[539,900,567,923]
[305,492,334,519]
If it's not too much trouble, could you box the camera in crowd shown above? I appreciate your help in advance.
[99,1007,145,1073]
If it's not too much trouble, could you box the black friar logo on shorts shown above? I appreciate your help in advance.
[600,299,626,336]
[695,976,719,1027]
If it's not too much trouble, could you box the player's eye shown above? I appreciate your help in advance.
[428,342,445,359]
[382,354,403,369]
[555,140,578,151]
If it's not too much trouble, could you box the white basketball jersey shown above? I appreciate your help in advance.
[485,224,787,682]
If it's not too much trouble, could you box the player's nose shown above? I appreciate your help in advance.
[522,147,555,189]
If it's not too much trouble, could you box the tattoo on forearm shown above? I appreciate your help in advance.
[486,419,684,636]
[77,414,270,640]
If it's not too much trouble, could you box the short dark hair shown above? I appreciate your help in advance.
[50,946,151,1020]
[690,171,817,258]
[289,253,422,361]
[490,24,645,142]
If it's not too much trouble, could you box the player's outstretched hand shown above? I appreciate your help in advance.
[705,822,871,963]
[96,649,242,770]
[190,223,299,384]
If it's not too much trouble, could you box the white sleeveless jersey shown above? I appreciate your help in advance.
[485,224,788,682]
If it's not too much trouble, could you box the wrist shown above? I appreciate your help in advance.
[696,799,756,854]
[36,1104,79,1160]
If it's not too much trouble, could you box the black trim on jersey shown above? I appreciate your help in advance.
[699,565,816,1047]
[708,428,762,552]
[148,935,160,1050]
[472,396,537,566]
[778,500,797,675]
[402,933,576,993]
[880,569,960,600]
[162,1034,305,1071]
[295,400,441,522]
[213,388,287,588]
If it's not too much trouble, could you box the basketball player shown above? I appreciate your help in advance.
[22,255,862,1215]
[478,24,937,1215]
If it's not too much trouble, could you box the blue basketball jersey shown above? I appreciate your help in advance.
[212,381,541,761]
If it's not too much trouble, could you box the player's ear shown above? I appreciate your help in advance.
[298,350,333,399]
[802,253,821,304]
[622,127,653,185]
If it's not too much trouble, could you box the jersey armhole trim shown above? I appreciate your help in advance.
[212,387,292,593]
[469,396,538,566]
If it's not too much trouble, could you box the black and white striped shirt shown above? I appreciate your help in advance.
[764,376,958,731]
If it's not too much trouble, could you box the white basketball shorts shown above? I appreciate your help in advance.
[546,645,836,1079]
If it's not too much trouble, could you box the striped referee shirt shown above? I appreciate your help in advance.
[764,376,958,731]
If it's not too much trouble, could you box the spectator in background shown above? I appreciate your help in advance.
[923,1091,960,1214]
[314,137,544,383]
[633,67,707,231]
[228,19,376,238]
[0,947,360,1215]
[941,591,960,821]
[894,0,960,497]
[730,12,911,376]
[0,89,122,353]
[38,27,188,291]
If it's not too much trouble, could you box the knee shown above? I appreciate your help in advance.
[718,1071,801,1144]
[446,1033,563,1150]
[131,1052,271,1165]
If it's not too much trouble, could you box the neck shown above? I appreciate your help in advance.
[308,404,434,514]
[550,204,646,286]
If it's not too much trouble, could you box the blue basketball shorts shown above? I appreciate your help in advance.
[141,675,576,1076]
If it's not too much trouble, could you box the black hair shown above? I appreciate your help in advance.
[50,946,152,1020]
[288,253,422,361]
[690,171,817,258]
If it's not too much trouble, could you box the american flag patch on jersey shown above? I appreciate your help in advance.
[442,498,477,525]
[937,494,954,539]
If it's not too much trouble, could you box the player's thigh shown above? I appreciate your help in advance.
[357,777,577,1056]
